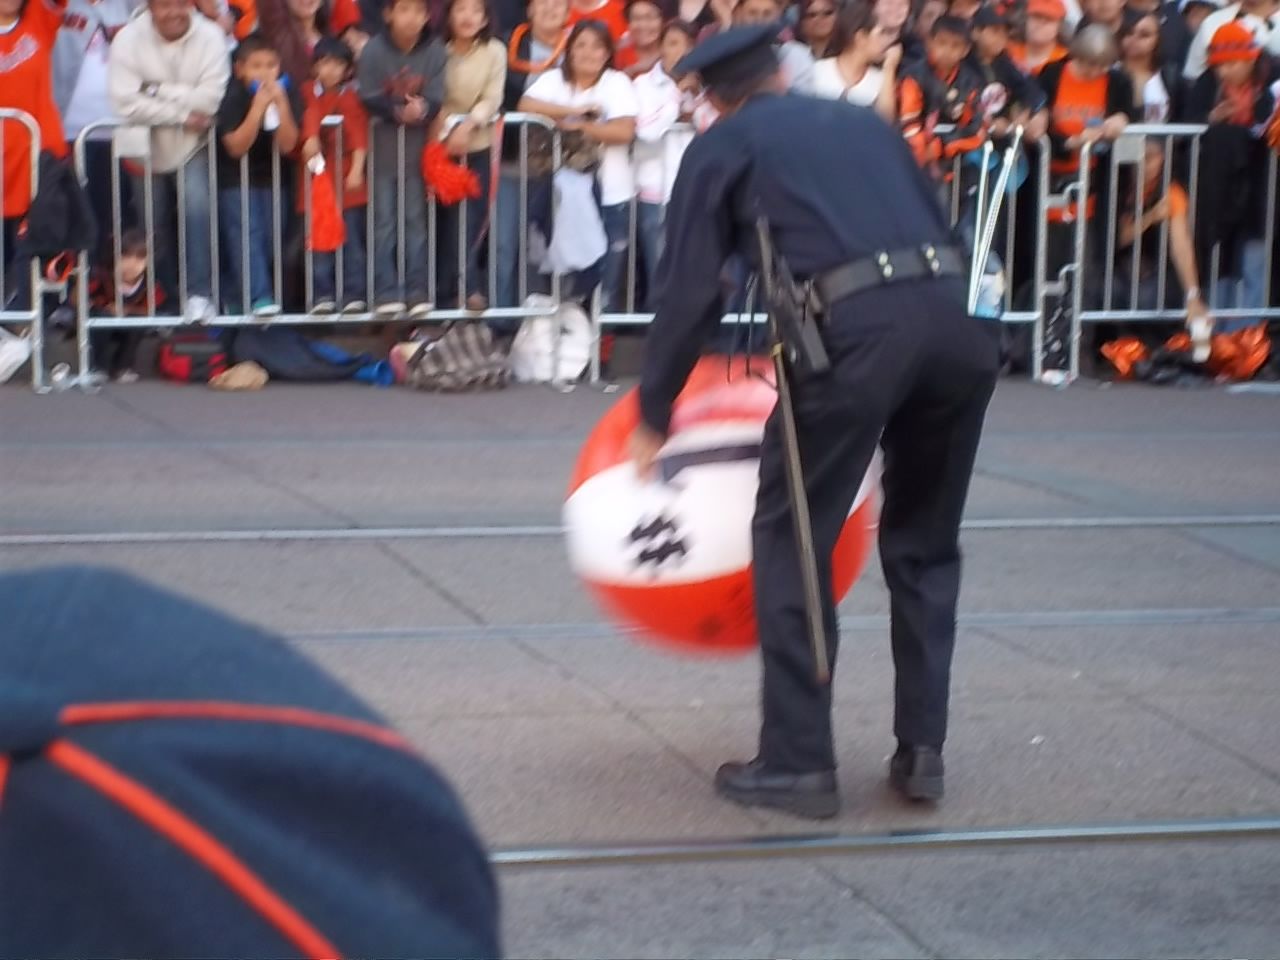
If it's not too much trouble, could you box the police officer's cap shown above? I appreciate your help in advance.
[675,22,783,89]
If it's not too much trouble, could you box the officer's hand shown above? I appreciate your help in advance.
[629,424,666,480]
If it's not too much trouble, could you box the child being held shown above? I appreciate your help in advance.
[88,229,164,383]
[301,36,370,314]
[216,33,303,317]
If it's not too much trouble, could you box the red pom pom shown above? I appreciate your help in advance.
[421,141,482,206]
[308,168,346,253]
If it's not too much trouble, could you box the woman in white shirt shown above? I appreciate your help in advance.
[631,19,697,310]
[520,19,638,308]
[1119,11,1175,122]
[811,0,900,122]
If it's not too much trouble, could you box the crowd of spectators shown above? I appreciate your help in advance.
[1,0,1279,380]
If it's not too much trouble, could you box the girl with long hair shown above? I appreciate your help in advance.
[811,0,899,121]
[439,0,507,311]
[520,19,638,308]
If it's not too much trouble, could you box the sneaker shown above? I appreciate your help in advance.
[311,299,337,315]
[252,299,281,318]
[375,300,407,317]
[184,295,217,325]
[114,369,140,384]
[407,300,433,320]
[342,300,368,314]
[1189,315,1213,364]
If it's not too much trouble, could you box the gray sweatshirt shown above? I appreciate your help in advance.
[52,0,141,114]
[356,31,447,176]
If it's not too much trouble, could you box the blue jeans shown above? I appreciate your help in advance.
[495,170,552,308]
[438,148,492,305]
[599,201,631,313]
[1211,238,1266,333]
[133,145,214,303]
[372,165,428,303]
[313,207,368,304]
[637,201,665,311]
[218,186,275,310]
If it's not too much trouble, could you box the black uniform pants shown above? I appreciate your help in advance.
[753,276,1000,774]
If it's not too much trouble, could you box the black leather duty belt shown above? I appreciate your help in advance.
[812,244,964,312]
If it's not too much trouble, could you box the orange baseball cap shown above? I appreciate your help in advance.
[1208,21,1260,65]
[1026,0,1066,19]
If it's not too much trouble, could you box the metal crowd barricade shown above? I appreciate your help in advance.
[72,113,568,383]
[1061,123,1280,378]
[594,120,767,383]
[596,124,1041,381]
[0,109,48,391]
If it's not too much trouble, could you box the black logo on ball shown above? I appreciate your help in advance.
[627,514,689,573]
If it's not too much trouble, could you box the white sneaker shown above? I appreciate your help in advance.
[184,295,217,325]
[407,301,433,320]
[1189,316,1213,364]
[311,299,337,315]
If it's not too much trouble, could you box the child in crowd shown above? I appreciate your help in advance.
[216,33,302,317]
[909,0,947,59]
[87,228,164,382]
[1007,0,1068,75]
[967,5,1048,140]
[898,15,987,179]
[357,0,446,318]
[615,0,664,77]
[439,0,506,312]
[301,36,369,313]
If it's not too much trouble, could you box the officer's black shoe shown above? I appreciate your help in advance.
[888,745,945,802]
[714,759,840,820]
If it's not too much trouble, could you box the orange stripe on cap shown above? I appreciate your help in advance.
[46,740,341,959]
[59,701,413,754]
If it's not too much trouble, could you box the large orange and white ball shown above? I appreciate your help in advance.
[564,356,879,656]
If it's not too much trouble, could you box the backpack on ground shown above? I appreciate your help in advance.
[401,322,510,392]
[157,333,229,383]
[509,296,593,384]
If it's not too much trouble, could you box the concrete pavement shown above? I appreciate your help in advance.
[3,376,1279,957]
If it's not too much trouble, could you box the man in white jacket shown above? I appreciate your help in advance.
[109,0,229,321]
[1183,0,1280,79]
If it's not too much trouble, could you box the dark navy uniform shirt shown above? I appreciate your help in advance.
[639,92,953,435]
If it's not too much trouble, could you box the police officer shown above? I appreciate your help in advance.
[630,23,1000,819]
